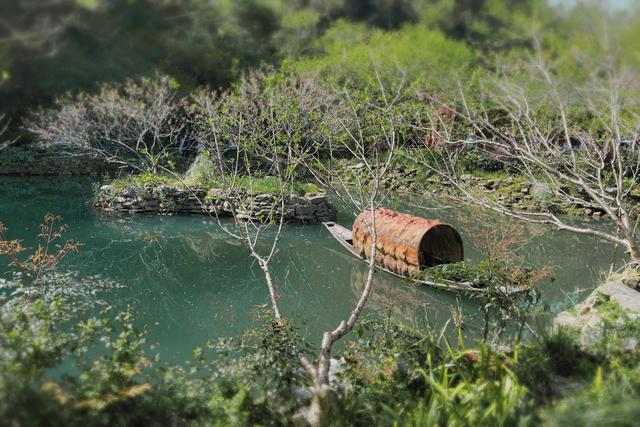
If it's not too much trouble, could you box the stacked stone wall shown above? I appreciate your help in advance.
[95,185,336,224]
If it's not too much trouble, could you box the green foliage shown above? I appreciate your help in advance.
[227,176,321,196]
[424,259,539,291]
[1,289,639,426]
[326,0,418,30]
[590,295,640,366]
[183,154,219,187]
[331,317,530,425]
[411,349,529,426]
[110,171,321,197]
[165,0,283,87]
[515,328,594,403]
[0,297,79,425]
[3,0,640,149]
[291,22,474,94]
[458,151,505,173]
[423,0,553,51]
[0,296,311,426]
[1,0,287,135]
[109,172,184,192]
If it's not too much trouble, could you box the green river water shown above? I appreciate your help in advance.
[0,177,618,362]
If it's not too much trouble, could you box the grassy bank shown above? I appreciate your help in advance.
[108,171,322,196]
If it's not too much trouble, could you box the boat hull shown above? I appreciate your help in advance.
[322,221,528,296]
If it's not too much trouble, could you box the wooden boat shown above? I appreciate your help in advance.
[322,221,529,296]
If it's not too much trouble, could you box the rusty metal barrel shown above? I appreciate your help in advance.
[352,208,463,276]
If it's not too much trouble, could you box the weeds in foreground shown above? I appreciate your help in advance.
[0,214,79,286]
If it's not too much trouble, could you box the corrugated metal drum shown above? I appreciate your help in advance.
[352,208,463,276]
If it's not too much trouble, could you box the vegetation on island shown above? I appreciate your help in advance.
[2,0,640,425]
[108,171,321,197]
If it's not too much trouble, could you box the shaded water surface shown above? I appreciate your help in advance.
[0,177,616,362]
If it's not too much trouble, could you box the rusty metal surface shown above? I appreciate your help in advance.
[352,208,463,276]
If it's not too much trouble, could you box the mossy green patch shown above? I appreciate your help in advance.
[216,176,321,195]
[109,172,321,196]
[493,178,525,197]
[110,172,186,191]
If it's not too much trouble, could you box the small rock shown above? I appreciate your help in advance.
[308,195,327,205]
[253,194,274,203]
[123,188,137,198]
[484,179,495,189]
[622,276,640,291]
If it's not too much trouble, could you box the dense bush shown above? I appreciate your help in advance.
[0,296,313,425]
[542,366,640,427]
[0,0,287,138]
[28,75,185,173]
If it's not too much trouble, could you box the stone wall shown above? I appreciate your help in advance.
[95,184,336,224]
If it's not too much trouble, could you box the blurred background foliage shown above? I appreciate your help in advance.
[0,0,639,141]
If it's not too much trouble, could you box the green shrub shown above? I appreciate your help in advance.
[290,22,474,94]
[423,259,538,291]
[0,297,309,426]
[333,317,532,426]
[515,328,595,403]
[1,294,639,426]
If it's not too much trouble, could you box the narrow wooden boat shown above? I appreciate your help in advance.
[322,221,529,296]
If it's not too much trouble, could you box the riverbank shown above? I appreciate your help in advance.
[0,145,116,176]
[338,157,640,220]
[5,143,636,222]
